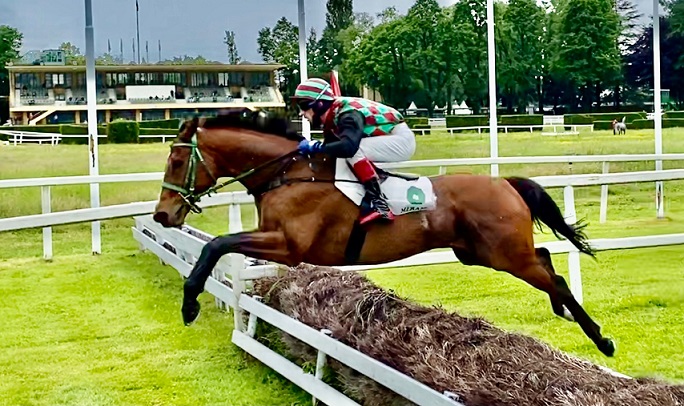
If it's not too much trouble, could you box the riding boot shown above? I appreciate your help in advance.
[351,158,395,224]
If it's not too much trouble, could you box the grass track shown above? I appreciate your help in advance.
[1,127,683,404]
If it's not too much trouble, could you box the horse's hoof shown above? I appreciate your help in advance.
[598,337,616,357]
[182,299,201,326]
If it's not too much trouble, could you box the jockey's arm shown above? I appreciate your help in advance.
[321,111,365,158]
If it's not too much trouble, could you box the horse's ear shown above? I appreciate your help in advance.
[178,116,199,141]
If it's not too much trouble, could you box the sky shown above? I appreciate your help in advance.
[1,0,658,64]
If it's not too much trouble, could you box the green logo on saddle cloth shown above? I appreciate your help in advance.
[407,186,425,205]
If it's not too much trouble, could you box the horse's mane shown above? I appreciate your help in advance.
[179,108,304,141]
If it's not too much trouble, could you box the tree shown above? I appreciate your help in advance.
[257,17,299,97]
[549,0,622,110]
[625,17,684,105]
[59,42,85,65]
[223,30,241,64]
[376,6,400,24]
[0,25,22,97]
[404,0,448,114]
[319,0,354,71]
[499,0,544,112]
[346,17,414,107]
[158,55,212,65]
[451,0,489,114]
[664,0,684,35]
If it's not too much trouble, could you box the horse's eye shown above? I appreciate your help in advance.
[171,158,184,169]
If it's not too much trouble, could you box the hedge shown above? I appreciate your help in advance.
[404,117,429,128]
[58,124,108,144]
[412,124,431,135]
[138,118,181,129]
[565,112,647,125]
[629,118,684,129]
[107,120,139,143]
[446,115,489,128]
[593,121,615,131]
[664,111,684,119]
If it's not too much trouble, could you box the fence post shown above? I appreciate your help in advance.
[599,162,610,223]
[230,252,247,332]
[312,329,333,406]
[564,185,583,304]
[228,204,243,233]
[41,186,52,260]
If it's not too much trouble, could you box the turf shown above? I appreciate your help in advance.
[1,126,683,405]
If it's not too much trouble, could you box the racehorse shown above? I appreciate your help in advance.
[152,109,615,357]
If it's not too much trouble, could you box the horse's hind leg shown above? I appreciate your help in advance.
[536,247,574,321]
[504,249,615,357]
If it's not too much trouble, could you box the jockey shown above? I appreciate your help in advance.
[291,78,416,225]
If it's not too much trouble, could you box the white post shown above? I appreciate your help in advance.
[297,0,310,140]
[230,253,246,332]
[564,186,583,304]
[599,162,609,223]
[486,0,499,176]
[228,204,243,233]
[85,0,101,254]
[312,329,333,406]
[653,0,664,219]
[41,186,52,260]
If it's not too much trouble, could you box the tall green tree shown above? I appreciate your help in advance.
[499,0,544,112]
[451,0,488,114]
[404,0,448,113]
[0,25,22,97]
[223,30,241,64]
[319,0,354,72]
[257,17,299,97]
[346,16,413,107]
[59,42,85,65]
[550,0,622,110]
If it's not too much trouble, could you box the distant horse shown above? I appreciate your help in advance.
[152,109,615,357]
[612,117,627,135]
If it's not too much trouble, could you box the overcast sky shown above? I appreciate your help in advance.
[1,0,657,64]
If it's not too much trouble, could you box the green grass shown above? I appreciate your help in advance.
[1,127,684,404]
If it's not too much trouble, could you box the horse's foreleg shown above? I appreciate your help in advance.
[182,231,290,325]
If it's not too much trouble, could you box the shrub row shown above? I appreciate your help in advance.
[564,112,647,125]
[629,118,684,129]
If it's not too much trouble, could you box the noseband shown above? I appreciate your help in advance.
[161,133,217,213]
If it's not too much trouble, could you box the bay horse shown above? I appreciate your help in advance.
[152,109,615,357]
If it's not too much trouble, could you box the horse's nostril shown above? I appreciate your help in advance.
[153,211,168,226]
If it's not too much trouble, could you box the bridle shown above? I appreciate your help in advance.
[161,131,300,213]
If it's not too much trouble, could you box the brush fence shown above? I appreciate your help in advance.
[132,216,465,406]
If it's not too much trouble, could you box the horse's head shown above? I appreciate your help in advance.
[153,109,305,227]
[153,116,219,227]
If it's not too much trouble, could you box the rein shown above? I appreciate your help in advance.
[162,132,353,213]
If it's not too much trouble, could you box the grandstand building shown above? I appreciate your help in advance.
[6,50,286,125]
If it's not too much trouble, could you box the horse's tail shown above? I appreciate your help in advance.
[505,177,596,257]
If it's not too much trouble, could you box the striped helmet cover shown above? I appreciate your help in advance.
[293,78,336,102]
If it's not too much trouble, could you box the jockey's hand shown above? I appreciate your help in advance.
[298,139,324,155]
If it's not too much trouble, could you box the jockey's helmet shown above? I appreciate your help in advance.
[291,78,336,113]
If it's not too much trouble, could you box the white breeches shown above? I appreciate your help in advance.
[347,122,417,165]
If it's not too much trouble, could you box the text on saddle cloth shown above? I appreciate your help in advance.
[333,159,437,215]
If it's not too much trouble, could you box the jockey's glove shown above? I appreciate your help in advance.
[298,139,324,155]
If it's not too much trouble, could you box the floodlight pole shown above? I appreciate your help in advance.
[653,0,664,218]
[85,0,101,254]
[486,0,499,176]
[297,0,310,140]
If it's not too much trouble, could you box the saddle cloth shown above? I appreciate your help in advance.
[334,159,437,215]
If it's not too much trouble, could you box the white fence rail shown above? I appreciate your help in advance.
[0,130,61,146]
[2,154,684,260]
